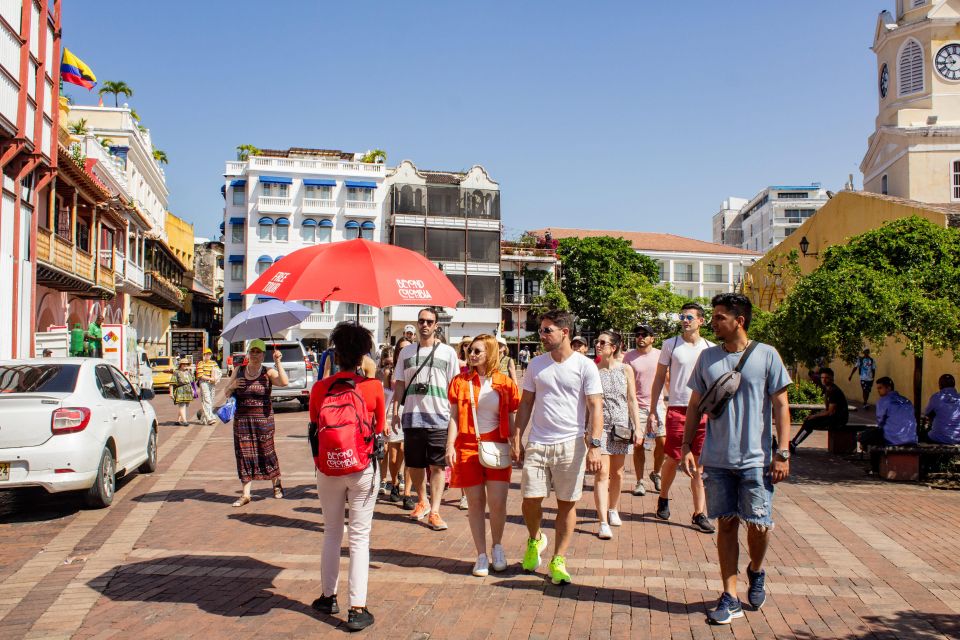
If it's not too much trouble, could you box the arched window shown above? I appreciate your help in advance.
[360,221,376,240]
[275,217,289,242]
[345,220,360,240]
[318,219,333,243]
[881,174,889,195]
[301,218,317,243]
[255,255,273,276]
[898,39,924,97]
[258,217,273,242]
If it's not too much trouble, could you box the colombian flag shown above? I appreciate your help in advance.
[61,48,96,90]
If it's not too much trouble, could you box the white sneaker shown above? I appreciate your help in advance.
[458,495,468,510]
[472,553,490,577]
[598,523,613,540]
[632,481,646,496]
[491,544,507,572]
[608,509,622,527]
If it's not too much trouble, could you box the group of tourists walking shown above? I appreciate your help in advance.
[212,293,795,631]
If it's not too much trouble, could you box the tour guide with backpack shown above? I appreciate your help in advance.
[305,321,385,632]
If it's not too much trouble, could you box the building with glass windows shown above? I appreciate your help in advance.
[221,147,387,353]
[712,185,829,253]
[384,160,502,344]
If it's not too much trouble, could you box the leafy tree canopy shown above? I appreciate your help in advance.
[529,275,569,318]
[556,236,659,330]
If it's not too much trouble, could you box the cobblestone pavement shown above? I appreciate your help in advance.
[1,392,959,639]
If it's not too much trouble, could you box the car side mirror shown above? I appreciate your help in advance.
[139,388,156,401]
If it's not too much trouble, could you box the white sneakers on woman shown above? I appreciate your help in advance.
[608,509,622,526]
[598,523,613,539]
[473,553,490,576]
[474,545,508,576]
[491,544,507,572]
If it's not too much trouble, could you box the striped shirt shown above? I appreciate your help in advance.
[392,342,459,430]
[196,358,218,383]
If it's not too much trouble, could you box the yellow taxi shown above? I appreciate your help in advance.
[150,356,177,393]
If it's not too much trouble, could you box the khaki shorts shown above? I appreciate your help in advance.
[521,437,587,502]
[638,406,667,438]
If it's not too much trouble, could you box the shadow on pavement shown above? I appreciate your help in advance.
[132,483,318,506]
[491,577,706,614]
[228,512,323,533]
[793,611,960,640]
[88,554,340,629]
[0,472,140,523]
[785,447,878,487]
[369,546,475,575]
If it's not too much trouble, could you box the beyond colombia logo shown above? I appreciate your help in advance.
[396,279,433,301]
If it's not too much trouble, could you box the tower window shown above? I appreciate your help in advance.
[898,39,925,97]
[912,0,926,8]
[881,174,888,195]
[952,161,960,201]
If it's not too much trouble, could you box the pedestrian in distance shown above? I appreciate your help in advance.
[171,358,196,426]
[496,335,519,384]
[308,322,384,632]
[215,339,289,507]
[623,324,667,496]
[377,345,403,503]
[789,367,849,452]
[922,374,960,444]
[848,348,877,409]
[391,308,460,531]
[518,346,530,372]
[388,338,412,506]
[592,330,644,540]
[682,293,792,625]
[402,324,416,343]
[647,302,716,533]
[570,335,589,356]
[195,348,219,425]
[512,309,603,585]
[445,334,521,576]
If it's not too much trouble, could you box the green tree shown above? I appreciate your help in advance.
[236,144,261,161]
[98,137,112,149]
[600,272,688,335]
[556,236,659,330]
[68,118,87,135]
[152,148,168,164]
[129,108,140,122]
[359,148,386,163]
[98,81,133,108]
[772,216,960,412]
[529,275,569,317]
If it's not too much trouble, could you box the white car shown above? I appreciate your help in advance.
[0,358,159,508]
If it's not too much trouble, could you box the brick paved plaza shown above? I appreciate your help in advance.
[1,395,960,640]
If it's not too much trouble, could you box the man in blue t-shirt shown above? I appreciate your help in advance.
[848,349,877,409]
[681,294,792,626]
[923,374,960,444]
[859,377,917,473]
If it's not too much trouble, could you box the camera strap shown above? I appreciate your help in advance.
[401,342,439,405]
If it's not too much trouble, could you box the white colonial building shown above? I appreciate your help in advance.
[222,148,387,353]
[529,228,760,300]
[384,160,502,344]
[712,185,829,253]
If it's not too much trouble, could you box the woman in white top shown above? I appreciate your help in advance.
[593,330,643,540]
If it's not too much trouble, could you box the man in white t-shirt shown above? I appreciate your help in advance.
[511,310,603,586]
[647,302,715,533]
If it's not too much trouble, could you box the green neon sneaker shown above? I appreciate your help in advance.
[549,555,571,585]
[521,532,548,572]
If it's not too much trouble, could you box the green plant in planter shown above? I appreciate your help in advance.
[787,379,823,422]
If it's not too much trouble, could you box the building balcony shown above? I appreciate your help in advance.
[502,293,539,306]
[225,161,246,176]
[117,257,145,291]
[300,312,335,330]
[257,196,294,213]
[35,227,97,293]
[343,200,379,218]
[246,156,385,176]
[302,198,339,215]
[141,271,185,310]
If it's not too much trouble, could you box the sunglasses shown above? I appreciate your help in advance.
[595,339,611,346]
[417,319,435,325]
[637,333,651,339]
[538,326,560,335]
[467,348,484,355]
[678,314,698,322]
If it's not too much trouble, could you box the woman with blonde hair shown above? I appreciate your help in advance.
[445,334,521,576]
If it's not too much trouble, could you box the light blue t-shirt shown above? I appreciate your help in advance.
[924,387,960,444]
[876,391,917,445]
[688,342,792,470]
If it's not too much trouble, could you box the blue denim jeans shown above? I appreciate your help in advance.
[702,466,774,528]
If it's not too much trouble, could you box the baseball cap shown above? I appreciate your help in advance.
[496,335,507,346]
[403,324,416,333]
[248,339,267,352]
[203,347,213,354]
[634,323,655,336]
[570,335,587,346]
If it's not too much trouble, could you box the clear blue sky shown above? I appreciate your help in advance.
[61,1,886,242]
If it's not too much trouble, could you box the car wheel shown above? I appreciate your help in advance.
[85,446,116,508]
[299,398,309,411]
[138,426,158,474]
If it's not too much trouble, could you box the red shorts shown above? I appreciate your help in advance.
[664,406,707,461]
[449,431,512,488]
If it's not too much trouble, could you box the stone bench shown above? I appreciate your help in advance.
[826,424,873,455]
[874,443,960,482]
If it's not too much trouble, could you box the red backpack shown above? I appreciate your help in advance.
[308,376,375,476]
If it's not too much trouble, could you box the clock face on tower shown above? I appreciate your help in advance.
[880,64,889,97]
[935,43,960,81]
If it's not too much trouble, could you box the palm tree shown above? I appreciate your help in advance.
[98,137,113,149]
[236,144,261,161]
[68,118,88,135]
[152,148,168,164]
[360,148,387,164]
[98,81,134,108]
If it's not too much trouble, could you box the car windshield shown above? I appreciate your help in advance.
[263,345,304,362]
[0,364,80,393]
[151,358,172,367]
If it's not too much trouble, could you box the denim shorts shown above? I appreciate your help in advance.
[702,466,775,528]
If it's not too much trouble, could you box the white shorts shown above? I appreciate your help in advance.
[638,406,667,438]
[521,436,587,502]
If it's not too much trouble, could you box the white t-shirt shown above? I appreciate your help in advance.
[657,335,714,407]
[474,377,500,434]
[523,351,603,445]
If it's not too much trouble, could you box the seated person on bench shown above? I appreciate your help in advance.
[790,367,849,452]
[859,377,917,473]
[922,374,960,445]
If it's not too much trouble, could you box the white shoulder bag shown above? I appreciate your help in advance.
[469,379,512,469]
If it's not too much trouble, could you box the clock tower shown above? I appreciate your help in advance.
[861,0,960,202]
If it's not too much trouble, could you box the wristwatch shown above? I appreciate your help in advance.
[588,437,602,449]
[775,449,791,461]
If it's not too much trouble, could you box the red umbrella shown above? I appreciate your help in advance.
[243,238,464,308]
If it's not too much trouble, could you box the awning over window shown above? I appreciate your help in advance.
[258,217,274,225]
[259,176,292,185]
[318,219,334,228]
[230,179,247,187]
[257,255,273,263]
[304,179,336,187]
[345,180,376,189]
[230,217,245,225]
[228,255,244,264]
[227,293,242,301]
[220,185,225,196]
[301,218,318,227]
[275,255,284,262]
[275,217,290,226]
[360,221,376,230]
[345,221,360,229]
[257,296,278,302]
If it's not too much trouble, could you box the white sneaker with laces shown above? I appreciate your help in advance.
[598,523,613,540]
[472,553,490,577]
[491,544,507,572]
[632,481,646,496]
[608,509,622,527]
